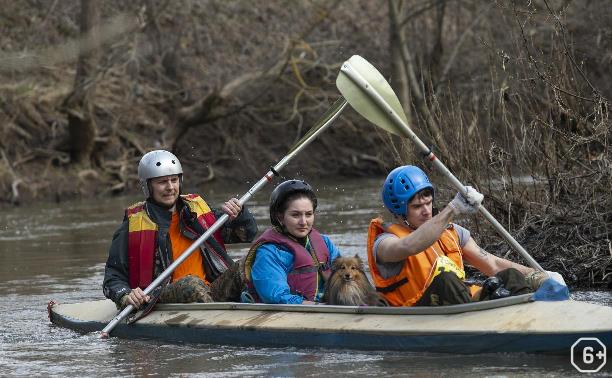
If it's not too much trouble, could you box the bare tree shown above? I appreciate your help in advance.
[389,0,412,121]
[136,0,343,151]
[388,0,449,158]
[62,0,101,166]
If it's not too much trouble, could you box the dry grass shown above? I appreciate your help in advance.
[383,1,611,288]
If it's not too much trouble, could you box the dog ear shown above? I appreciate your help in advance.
[331,258,342,272]
[353,254,364,267]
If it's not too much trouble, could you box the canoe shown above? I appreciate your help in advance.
[48,294,612,354]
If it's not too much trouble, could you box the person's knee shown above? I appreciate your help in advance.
[160,275,213,303]
[419,272,471,306]
[210,262,245,302]
[496,268,530,295]
[435,271,465,288]
[496,267,523,282]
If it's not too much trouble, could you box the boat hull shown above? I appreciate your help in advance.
[48,296,612,354]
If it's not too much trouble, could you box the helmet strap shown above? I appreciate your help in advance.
[286,228,309,247]
[149,196,177,210]
[402,217,418,230]
[146,180,178,211]
[274,223,310,246]
[273,224,290,238]
[146,180,153,199]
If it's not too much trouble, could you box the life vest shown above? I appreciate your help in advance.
[366,217,465,306]
[126,194,226,289]
[242,228,331,302]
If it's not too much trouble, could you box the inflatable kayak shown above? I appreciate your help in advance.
[48,294,612,354]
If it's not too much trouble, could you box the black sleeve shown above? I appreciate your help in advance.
[102,220,131,306]
[213,205,258,244]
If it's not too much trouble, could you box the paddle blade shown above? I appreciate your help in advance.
[336,55,408,136]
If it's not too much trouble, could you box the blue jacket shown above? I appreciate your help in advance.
[250,234,341,304]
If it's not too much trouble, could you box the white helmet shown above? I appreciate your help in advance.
[138,150,183,197]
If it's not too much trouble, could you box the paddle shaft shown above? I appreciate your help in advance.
[101,98,348,337]
[340,63,544,272]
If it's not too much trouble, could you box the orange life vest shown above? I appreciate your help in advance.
[366,217,464,306]
[126,194,223,289]
[168,212,206,283]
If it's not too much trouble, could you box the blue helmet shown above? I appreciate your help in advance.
[382,165,434,216]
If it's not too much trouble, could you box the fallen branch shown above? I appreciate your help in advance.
[201,165,214,183]
[1,147,23,204]
[357,153,386,168]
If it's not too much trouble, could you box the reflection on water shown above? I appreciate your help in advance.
[0,178,610,377]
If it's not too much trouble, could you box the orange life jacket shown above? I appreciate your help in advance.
[168,211,206,283]
[366,217,464,306]
[126,194,224,289]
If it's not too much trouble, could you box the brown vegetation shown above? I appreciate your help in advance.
[0,0,609,288]
[395,0,612,289]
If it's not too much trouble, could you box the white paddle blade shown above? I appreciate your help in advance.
[336,55,408,136]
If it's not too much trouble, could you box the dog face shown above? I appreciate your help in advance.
[331,255,365,282]
[324,254,385,306]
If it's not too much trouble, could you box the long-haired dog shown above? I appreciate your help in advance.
[323,255,387,306]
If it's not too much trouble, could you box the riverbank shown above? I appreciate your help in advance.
[1,177,609,291]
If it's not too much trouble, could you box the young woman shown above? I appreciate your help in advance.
[241,180,342,304]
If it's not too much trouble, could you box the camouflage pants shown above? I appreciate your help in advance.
[158,261,245,304]
[209,260,244,302]
[159,275,214,303]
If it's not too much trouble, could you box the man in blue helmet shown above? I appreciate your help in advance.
[366,165,564,306]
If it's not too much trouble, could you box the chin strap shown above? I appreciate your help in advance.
[401,217,416,230]
[275,226,310,247]
[147,197,177,211]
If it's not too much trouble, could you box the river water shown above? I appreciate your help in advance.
[0,178,610,377]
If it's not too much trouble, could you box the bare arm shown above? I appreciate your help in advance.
[377,205,457,263]
[462,237,534,277]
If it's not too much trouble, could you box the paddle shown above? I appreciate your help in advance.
[100,97,348,338]
[336,55,544,272]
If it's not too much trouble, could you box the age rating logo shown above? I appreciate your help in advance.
[571,337,607,373]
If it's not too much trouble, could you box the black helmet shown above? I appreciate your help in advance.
[269,180,317,227]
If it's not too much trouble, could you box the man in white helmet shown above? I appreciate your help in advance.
[103,150,257,311]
